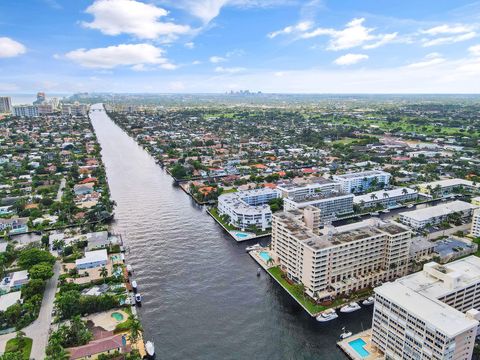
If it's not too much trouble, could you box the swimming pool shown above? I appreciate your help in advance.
[259,251,272,262]
[111,312,124,321]
[235,232,249,239]
[348,338,369,358]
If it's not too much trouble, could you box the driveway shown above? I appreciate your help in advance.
[0,262,60,359]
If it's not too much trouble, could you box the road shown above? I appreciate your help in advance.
[56,178,66,202]
[0,262,60,359]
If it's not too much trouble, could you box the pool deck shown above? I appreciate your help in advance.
[337,329,383,360]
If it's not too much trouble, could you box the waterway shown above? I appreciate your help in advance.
[89,103,373,360]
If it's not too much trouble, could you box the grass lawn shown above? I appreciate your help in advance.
[5,337,33,360]
[208,208,238,231]
[221,188,238,194]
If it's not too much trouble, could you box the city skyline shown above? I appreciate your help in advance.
[2,0,480,93]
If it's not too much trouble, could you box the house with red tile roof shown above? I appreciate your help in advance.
[68,334,130,360]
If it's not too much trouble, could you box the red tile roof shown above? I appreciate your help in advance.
[68,334,129,360]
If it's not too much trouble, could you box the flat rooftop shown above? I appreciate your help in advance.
[399,200,477,221]
[333,170,389,180]
[376,281,478,338]
[276,177,337,190]
[353,187,417,204]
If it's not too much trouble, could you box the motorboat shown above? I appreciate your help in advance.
[145,340,155,358]
[126,264,133,275]
[362,296,375,306]
[406,204,414,208]
[316,309,338,322]
[370,212,379,216]
[131,280,138,293]
[340,302,361,313]
[382,209,390,213]
[135,293,142,304]
[246,244,261,252]
[339,327,352,339]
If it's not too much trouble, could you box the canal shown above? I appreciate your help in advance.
[89,103,373,360]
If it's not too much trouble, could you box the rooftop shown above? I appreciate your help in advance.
[399,200,477,221]
[333,170,390,180]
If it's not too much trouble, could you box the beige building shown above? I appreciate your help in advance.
[270,207,412,300]
[372,257,480,360]
[472,209,480,238]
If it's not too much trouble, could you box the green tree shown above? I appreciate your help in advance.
[28,262,54,280]
[99,266,108,283]
[18,248,55,269]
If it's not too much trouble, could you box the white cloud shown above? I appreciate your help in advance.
[65,43,175,69]
[215,66,246,73]
[363,32,398,49]
[184,42,195,49]
[268,21,313,38]
[83,0,190,40]
[469,44,480,56]
[0,37,26,58]
[422,24,474,35]
[406,53,445,68]
[209,56,227,63]
[422,31,476,47]
[333,53,368,65]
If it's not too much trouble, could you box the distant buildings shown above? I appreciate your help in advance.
[353,187,418,209]
[276,177,340,198]
[472,209,480,238]
[332,170,391,193]
[0,96,12,114]
[417,178,479,197]
[398,200,477,229]
[271,207,412,300]
[62,102,89,116]
[13,105,39,117]
[217,188,280,231]
[372,257,480,360]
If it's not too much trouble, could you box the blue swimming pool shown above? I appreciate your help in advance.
[348,338,369,358]
[259,251,271,262]
[235,232,249,239]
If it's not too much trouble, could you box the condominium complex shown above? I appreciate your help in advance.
[472,209,480,238]
[332,170,391,193]
[372,257,480,360]
[217,188,279,231]
[13,105,39,117]
[283,192,354,223]
[0,96,12,114]
[276,177,341,198]
[399,200,477,229]
[353,187,418,209]
[61,102,89,116]
[271,208,412,300]
[417,178,479,197]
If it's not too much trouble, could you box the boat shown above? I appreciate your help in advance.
[145,340,155,358]
[132,280,138,293]
[370,212,379,216]
[382,209,390,213]
[340,302,361,313]
[135,293,142,304]
[406,204,414,208]
[316,309,338,322]
[257,268,261,276]
[246,244,261,252]
[362,296,375,306]
[339,327,352,339]
[126,264,133,274]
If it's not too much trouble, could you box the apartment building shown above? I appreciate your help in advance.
[353,187,418,209]
[283,192,354,223]
[217,188,280,231]
[332,170,391,193]
[472,209,480,238]
[0,96,12,114]
[62,102,89,116]
[13,105,38,117]
[417,178,479,197]
[276,177,341,198]
[399,200,477,229]
[372,257,480,360]
[271,208,412,300]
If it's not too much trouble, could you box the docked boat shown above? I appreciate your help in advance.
[406,204,414,208]
[339,327,352,339]
[362,296,375,306]
[370,212,379,216]
[246,244,261,252]
[135,293,142,304]
[132,280,138,293]
[382,209,390,213]
[316,309,338,322]
[340,302,361,313]
[126,264,133,275]
[145,340,155,358]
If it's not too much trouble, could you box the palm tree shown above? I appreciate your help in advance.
[128,315,143,346]
[99,266,108,283]
[383,192,389,199]
[401,188,408,196]
[370,193,378,201]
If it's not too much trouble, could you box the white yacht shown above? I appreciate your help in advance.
[339,327,352,339]
[362,296,375,306]
[135,293,142,304]
[245,244,261,252]
[340,302,361,313]
[145,340,155,357]
[316,309,338,322]
[131,280,138,292]
[126,264,133,274]
[370,212,379,216]
[406,204,414,208]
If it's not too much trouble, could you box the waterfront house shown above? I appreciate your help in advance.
[68,334,130,360]
[75,249,108,270]
[9,270,29,290]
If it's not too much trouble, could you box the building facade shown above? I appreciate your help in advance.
[353,187,418,209]
[332,170,391,193]
[13,105,38,117]
[0,96,12,113]
[472,209,480,238]
[271,208,412,300]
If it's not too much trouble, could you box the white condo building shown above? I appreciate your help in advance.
[0,96,12,114]
[353,187,418,209]
[399,200,477,229]
[332,170,391,193]
[13,105,38,117]
[217,188,280,231]
[271,208,412,300]
[472,209,480,238]
[372,256,480,360]
[276,177,341,198]
[417,178,479,197]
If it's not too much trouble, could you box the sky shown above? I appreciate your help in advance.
[1,0,480,93]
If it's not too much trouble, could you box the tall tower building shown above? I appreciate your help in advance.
[0,96,12,113]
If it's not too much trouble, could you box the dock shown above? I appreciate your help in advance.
[337,330,382,360]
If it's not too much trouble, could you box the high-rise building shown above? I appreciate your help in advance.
[0,96,12,113]
[332,170,391,193]
[472,209,480,238]
[271,208,412,300]
[13,105,38,117]
[33,92,46,105]
[372,257,480,360]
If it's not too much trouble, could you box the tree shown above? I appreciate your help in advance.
[99,266,108,283]
[28,262,54,280]
[21,279,45,300]
[0,352,23,360]
[18,248,55,269]
[128,315,143,345]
